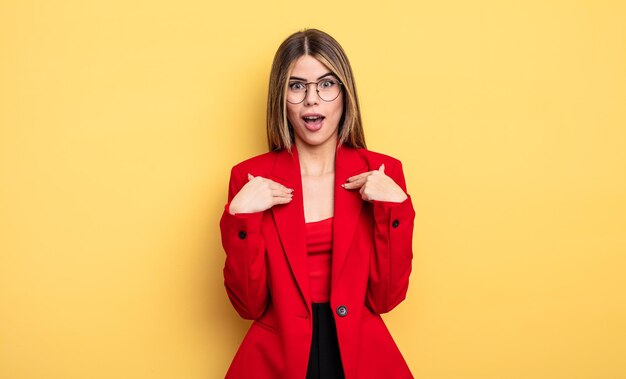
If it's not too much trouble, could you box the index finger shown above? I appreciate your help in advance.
[266,178,293,192]
[346,171,375,182]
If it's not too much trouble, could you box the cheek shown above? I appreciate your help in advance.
[332,98,345,121]
[286,105,299,125]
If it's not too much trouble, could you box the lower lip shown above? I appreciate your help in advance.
[303,117,324,132]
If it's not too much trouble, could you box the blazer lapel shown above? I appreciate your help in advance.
[269,148,311,309]
[332,145,368,291]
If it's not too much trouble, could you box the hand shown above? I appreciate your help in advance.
[342,164,408,203]
[229,174,293,215]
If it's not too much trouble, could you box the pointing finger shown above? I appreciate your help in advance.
[268,181,293,192]
[271,189,293,197]
[379,164,385,174]
[342,177,366,190]
[247,173,254,181]
[346,171,373,182]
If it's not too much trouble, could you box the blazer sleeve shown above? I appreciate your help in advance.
[366,158,416,314]
[219,164,269,320]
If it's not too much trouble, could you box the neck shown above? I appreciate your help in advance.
[295,138,337,177]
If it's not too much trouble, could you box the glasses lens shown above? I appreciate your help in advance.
[287,82,306,104]
[318,78,341,102]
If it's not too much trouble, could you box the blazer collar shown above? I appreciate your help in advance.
[268,144,368,311]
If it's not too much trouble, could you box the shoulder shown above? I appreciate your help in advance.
[351,147,408,187]
[229,150,283,178]
[353,147,404,169]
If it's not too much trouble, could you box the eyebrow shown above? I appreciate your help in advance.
[289,72,335,81]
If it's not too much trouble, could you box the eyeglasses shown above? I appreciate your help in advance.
[286,77,343,104]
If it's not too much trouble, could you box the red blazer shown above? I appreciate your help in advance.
[220,145,415,378]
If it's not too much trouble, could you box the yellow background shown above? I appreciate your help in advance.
[1,0,625,378]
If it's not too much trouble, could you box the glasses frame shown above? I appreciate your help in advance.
[286,77,344,104]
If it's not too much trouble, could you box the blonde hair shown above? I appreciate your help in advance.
[266,29,366,151]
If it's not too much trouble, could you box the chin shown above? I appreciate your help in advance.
[299,136,336,149]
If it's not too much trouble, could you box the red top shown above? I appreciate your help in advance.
[305,217,333,303]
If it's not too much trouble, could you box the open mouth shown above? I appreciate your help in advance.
[302,115,325,131]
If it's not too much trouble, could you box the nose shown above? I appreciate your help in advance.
[303,83,319,106]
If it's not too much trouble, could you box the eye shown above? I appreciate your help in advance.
[288,82,305,91]
[319,79,337,88]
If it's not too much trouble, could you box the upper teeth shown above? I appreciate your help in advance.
[304,116,320,120]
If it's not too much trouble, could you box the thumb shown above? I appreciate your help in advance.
[247,173,255,181]
[378,164,385,174]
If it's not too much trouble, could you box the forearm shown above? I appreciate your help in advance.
[220,205,269,320]
[366,196,415,313]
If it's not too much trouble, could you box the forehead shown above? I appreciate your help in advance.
[289,55,333,79]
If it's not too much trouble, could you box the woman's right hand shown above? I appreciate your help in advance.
[228,174,293,215]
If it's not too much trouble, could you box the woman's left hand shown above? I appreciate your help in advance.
[342,164,408,203]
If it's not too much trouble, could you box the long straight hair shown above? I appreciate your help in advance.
[266,29,366,151]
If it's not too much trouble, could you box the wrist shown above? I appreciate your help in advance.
[228,203,240,215]
[395,192,408,202]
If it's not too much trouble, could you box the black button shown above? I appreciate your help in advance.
[336,305,348,317]
[238,231,247,239]
[392,219,400,228]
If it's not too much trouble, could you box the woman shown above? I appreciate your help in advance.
[220,28,415,379]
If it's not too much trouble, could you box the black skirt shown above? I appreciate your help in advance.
[306,303,345,379]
